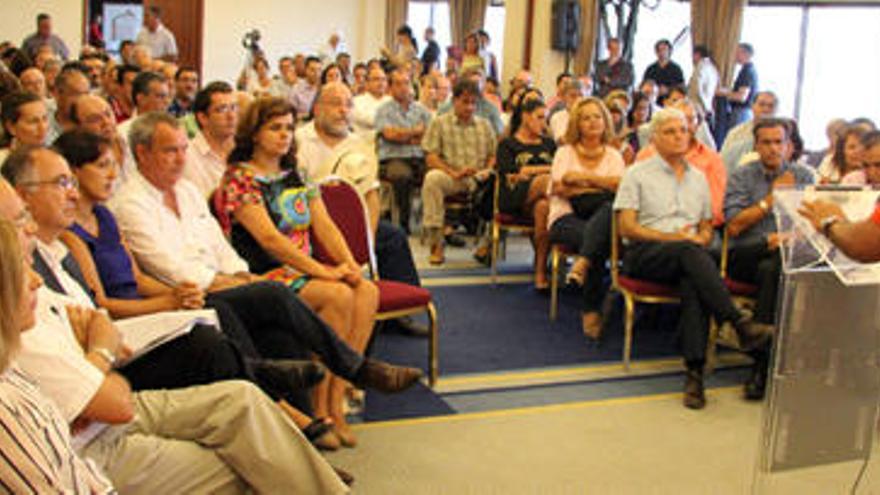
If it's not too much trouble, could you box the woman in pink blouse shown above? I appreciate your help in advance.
[548,97,626,340]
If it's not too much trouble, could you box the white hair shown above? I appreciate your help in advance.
[649,107,687,138]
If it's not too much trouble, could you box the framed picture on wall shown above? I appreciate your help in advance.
[103,3,142,54]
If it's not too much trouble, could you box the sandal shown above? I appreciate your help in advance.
[334,422,358,448]
[582,312,603,342]
[473,245,491,266]
[303,418,340,451]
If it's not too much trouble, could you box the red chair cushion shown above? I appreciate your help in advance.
[724,278,759,296]
[376,280,432,313]
[495,212,533,227]
[617,275,679,298]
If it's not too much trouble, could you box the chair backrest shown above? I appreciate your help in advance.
[313,176,377,273]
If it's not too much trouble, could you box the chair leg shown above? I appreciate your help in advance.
[427,303,439,387]
[706,320,718,374]
[623,295,635,371]
[550,246,559,321]
[491,221,500,286]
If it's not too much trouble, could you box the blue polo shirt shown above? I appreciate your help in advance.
[724,160,816,242]
[614,154,712,236]
[374,99,432,161]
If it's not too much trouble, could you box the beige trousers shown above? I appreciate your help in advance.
[421,169,476,238]
[82,380,348,495]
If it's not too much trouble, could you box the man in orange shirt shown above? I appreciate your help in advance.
[635,99,726,227]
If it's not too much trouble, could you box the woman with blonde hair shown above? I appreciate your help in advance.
[548,97,626,340]
[0,220,115,492]
[217,97,379,447]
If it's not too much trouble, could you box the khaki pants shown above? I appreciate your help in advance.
[82,380,348,495]
[421,169,476,243]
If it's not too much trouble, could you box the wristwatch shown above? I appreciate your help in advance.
[91,347,117,367]
[819,215,842,237]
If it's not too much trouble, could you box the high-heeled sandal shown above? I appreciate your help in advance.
[334,422,358,448]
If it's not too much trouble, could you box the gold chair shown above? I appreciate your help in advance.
[490,171,535,285]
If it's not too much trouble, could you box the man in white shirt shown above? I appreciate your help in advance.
[297,82,426,333]
[688,45,720,124]
[135,6,178,62]
[0,167,349,493]
[185,81,238,197]
[109,112,424,385]
[352,66,392,141]
[116,71,172,156]
[720,91,778,176]
[549,79,587,142]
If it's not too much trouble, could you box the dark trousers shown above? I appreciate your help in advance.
[548,204,613,312]
[380,157,424,233]
[206,281,365,379]
[728,240,782,325]
[120,324,249,391]
[376,220,421,287]
[623,241,742,363]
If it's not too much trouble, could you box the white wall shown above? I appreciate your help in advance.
[0,0,83,57]
[202,0,385,84]
[501,0,566,99]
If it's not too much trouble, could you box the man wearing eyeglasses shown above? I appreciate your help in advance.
[184,81,238,198]
[70,94,138,183]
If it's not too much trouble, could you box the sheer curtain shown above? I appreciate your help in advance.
[573,0,600,76]
[691,0,747,85]
[386,0,410,52]
[449,0,489,46]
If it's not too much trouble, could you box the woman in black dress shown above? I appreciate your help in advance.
[496,98,557,289]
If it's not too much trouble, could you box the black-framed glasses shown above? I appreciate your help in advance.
[19,174,79,191]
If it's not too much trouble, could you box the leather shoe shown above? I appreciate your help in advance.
[683,369,706,410]
[733,317,774,352]
[744,356,769,401]
[386,316,429,337]
[249,359,326,396]
[352,359,422,393]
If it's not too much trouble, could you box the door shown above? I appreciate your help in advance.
[149,0,204,75]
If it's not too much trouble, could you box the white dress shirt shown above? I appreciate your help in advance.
[352,92,391,141]
[295,122,380,197]
[18,287,106,423]
[549,109,570,141]
[135,23,178,59]
[688,58,719,117]
[184,131,227,198]
[108,170,248,289]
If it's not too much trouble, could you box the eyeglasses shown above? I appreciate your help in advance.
[19,174,79,191]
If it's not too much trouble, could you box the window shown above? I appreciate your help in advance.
[800,7,880,148]
[740,6,802,120]
[406,1,505,74]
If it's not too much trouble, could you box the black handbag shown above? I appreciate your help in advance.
[569,191,614,219]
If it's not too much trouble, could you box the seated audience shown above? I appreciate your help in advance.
[548,97,625,338]
[0,92,49,163]
[724,118,815,399]
[545,72,572,115]
[296,82,423,297]
[549,79,586,142]
[352,66,391,140]
[18,66,49,101]
[719,91,778,175]
[817,124,866,184]
[291,56,321,119]
[218,97,379,445]
[184,81,237,197]
[321,63,344,86]
[0,219,116,493]
[168,66,199,117]
[117,70,172,143]
[418,73,441,115]
[107,64,139,123]
[70,93,137,182]
[842,131,880,186]
[497,98,555,289]
[269,56,299,107]
[48,64,91,144]
[613,108,772,409]
[624,91,652,156]
[635,99,727,227]
[438,68,504,135]
[420,79,496,264]
[375,67,432,233]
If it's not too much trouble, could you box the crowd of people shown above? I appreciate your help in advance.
[0,9,877,492]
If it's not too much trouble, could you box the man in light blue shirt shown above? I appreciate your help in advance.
[719,91,778,176]
[375,68,432,232]
[614,108,772,410]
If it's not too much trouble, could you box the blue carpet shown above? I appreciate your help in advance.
[371,282,683,376]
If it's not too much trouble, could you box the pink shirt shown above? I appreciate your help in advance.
[841,169,867,186]
[548,144,626,227]
[636,140,727,226]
